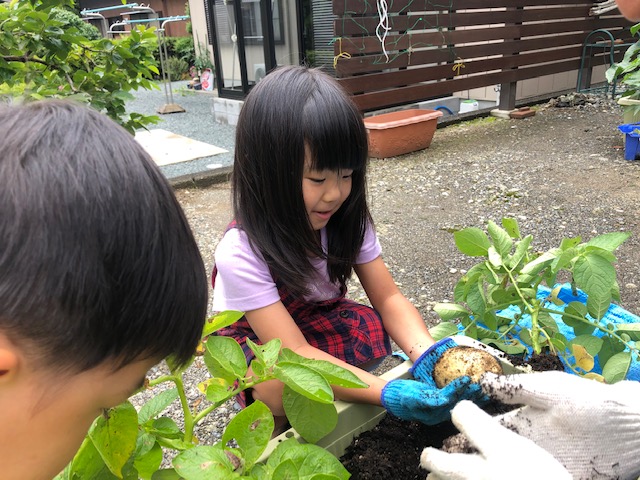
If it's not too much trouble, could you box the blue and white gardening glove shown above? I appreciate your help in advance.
[381,376,484,425]
[409,337,458,386]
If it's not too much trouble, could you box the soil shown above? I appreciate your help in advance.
[339,353,564,479]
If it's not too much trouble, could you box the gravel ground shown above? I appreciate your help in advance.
[132,92,640,460]
[127,80,235,178]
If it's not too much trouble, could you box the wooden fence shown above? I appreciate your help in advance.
[332,0,634,111]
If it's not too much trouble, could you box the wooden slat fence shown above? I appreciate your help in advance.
[332,0,634,111]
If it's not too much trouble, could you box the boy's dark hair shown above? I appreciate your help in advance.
[233,66,371,297]
[0,100,207,372]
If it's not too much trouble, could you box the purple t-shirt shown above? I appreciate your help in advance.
[212,224,381,312]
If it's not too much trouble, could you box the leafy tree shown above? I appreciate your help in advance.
[0,0,160,133]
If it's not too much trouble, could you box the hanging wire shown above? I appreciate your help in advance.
[376,0,391,63]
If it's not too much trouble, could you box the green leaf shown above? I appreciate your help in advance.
[483,339,527,355]
[199,377,234,405]
[149,417,182,438]
[519,249,560,277]
[490,287,520,307]
[248,337,281,367]
[138,388,178,424]
[266,438,350,479]
[68,436,119,479]
[550,247,578,274]
[537,311,559,336]
[274,363,334,404]
[616,324,640,341]
[202,310,244,337]
[204,335,248,382]
[559,236,582,250]
[433,303,469,321]
[283,386,338,443]
[482,311,498,331]
[573,252,615,319]
[272,459,300,479]
[509,235,532,269]
[222,401,274,470]
[278,349,368,388]
[150,469,182,480]
[602,351,632,383]
[429,321,460,341]
[598,336,626,370]
[453,227,491,256]
[89,402,138,478]
[501,217,521,239]
[466,282,487,314]
[173,446,235,479]
[134,441,162,480]
[561,301,595,336]
[487,220,513,257]
[586,231,631,252]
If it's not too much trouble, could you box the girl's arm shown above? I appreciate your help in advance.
[354,256,435,362]
[245,301,387,407]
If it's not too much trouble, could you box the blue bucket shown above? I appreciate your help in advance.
[617,123,640,160]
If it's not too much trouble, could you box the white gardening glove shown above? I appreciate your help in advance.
[420,400,571,480]
[481,371,640,480]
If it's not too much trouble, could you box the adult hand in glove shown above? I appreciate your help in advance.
[381,376,484,426]
[426,371,640,480]
[420,400,571,480]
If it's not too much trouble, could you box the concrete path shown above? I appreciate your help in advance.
[127,80,235,185]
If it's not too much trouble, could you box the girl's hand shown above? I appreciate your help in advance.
[380,376,485,425]
[409,337,458,386]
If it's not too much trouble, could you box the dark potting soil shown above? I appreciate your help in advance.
[340,353,564,479]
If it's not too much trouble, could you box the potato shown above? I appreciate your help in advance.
[433,346,503,388]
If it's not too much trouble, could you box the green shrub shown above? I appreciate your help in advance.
[173,36,195,65]
[51,7,101,40]
[165,56,189,81]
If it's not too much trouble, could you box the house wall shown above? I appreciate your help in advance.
[333,0,634,111]
[190,0,633,107]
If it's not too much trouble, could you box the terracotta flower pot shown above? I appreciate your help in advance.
[365,109,443,158]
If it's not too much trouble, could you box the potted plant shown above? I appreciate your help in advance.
[56,310,367,479]
[432,217,638,384]
[607,23,640,124]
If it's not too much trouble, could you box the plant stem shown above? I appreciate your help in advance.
[172,375,195,442]
[539,307,638,352]
[147,374,195,442]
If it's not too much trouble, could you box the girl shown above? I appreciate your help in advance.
[213,65,483,426]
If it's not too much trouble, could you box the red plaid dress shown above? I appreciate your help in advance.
[212,224,392,406]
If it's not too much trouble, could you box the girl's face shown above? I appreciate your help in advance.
[302,161,353,230]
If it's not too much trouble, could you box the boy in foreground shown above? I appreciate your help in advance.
[0,100,208,479]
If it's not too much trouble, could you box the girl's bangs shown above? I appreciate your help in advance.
[303,95,368,173]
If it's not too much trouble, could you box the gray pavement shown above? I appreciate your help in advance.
[127,80,235,184]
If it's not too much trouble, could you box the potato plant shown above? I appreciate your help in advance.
[56,311,363,479]
[433,218,637,383]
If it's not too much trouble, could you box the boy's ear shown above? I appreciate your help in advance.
[0,333,20,378]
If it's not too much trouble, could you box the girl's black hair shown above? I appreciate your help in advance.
[233,66,371,296]
[0,100,208,372]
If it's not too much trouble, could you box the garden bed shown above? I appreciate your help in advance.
[340,352,564,479]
